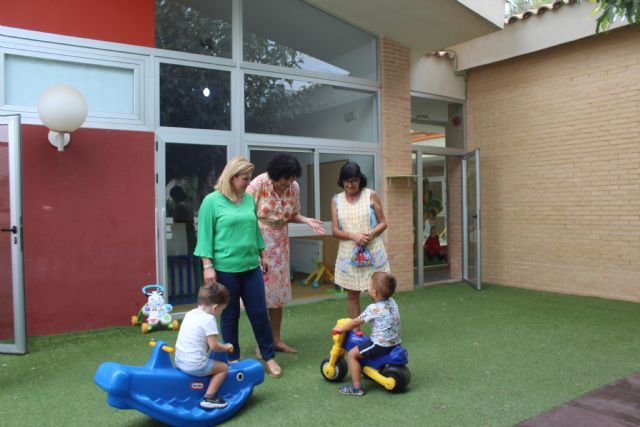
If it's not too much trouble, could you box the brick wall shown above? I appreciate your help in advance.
[379,36,414,291]
[446,104,464,280]
[467,26,640,301]
[447,157,463,280]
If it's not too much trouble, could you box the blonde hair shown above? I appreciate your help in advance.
[215,156,255,201]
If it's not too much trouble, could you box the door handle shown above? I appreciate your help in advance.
[1,226,17,234]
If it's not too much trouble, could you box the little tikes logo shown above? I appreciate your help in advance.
[190,382,205,390]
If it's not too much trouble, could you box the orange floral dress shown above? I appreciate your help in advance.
[248,172,300,308]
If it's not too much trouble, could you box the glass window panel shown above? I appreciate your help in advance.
[160,63,231,130]
[249,148,314,217]
[245,75,376,142]
[4,55,134,115]
[155,0,232,58]
[318,153,374,221]
[422,155,447,246]
[165,143,227,304]
[411,96,464,149]
[243,0,377,80]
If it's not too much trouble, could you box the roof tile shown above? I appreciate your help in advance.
[505,0,579,25]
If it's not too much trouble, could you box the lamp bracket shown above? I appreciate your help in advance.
[48,131,71,152]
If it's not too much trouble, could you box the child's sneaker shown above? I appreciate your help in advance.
[339,383,364,396]
[200,395,228,409]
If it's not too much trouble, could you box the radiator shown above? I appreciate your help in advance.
[289,239,323,274]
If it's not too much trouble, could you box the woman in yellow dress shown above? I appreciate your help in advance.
[331,161,390,321]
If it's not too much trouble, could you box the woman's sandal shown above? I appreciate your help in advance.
[255,347,282,377]
[265,360,282,378]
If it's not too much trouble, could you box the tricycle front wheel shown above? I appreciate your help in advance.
[320,357,348,382]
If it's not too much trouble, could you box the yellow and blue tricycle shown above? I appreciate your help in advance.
[320,318,411,393]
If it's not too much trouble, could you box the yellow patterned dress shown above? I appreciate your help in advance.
[248,172,300,308]
[334,188,390,291]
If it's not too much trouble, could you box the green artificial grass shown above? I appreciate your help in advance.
[2,283,640,426]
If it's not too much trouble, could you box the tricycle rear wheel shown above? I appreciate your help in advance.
[380,365,411,392]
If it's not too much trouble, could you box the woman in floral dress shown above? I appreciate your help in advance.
[331,161,390,322]
[248,153,325,353]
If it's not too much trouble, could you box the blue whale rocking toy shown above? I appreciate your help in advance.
[94,340,264,427]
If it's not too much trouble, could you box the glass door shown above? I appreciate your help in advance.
[0,115,26,354]
[413,149,451,287]
[157,137,228,307]
[462,149,481,290]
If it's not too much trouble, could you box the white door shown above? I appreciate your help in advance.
[0,115,26,354]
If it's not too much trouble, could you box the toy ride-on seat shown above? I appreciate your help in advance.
[94,341,264,427]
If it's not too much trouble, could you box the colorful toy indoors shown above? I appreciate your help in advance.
[320,318,411,393]
[302,259,335,289]
[94,340,264,427]
[131,284,179,334]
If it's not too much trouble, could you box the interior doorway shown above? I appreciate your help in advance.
[413,152,450,285]
[411,93,481,288]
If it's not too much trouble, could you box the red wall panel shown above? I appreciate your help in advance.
[1,0,155,47]
[21,125,155,335]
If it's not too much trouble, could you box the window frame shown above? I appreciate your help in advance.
[241,68,379,144]
[0,27,150,130]
[240,0,378,81]
[155,57,235,132]
[245,142,380,236]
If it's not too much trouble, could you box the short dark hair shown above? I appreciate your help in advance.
[198,282,230,306]
[266,153,302,181]
[337,161,368,188]
[170,185,187,203]
[371,272,397,300]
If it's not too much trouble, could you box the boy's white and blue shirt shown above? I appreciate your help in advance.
[359,298,401,347]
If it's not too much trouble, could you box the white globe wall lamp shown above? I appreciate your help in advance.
[37,84,88,152]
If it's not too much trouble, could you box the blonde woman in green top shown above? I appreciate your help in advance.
[194,156,282,378]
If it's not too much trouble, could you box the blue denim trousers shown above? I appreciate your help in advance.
[216,267,275,361]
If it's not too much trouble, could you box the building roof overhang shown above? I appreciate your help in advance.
[303,0,504,52]
[448,0,629,71]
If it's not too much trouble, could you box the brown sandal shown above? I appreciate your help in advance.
[266,359,282,378]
